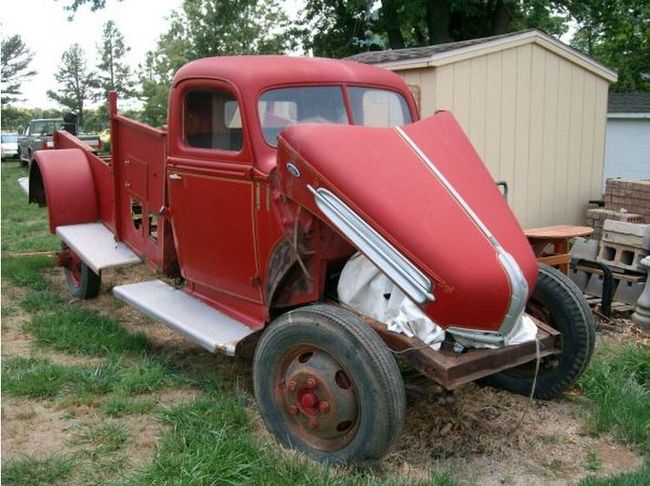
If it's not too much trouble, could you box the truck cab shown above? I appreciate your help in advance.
[26,56,593,465]
[18,117,101,167]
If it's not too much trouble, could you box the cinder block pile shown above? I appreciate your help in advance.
[597,220,650,273]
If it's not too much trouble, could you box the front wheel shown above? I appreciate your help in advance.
[61,244,101,299]
[483,264,595,399]
[253,304,406,465]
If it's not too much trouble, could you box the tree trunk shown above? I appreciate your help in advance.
[425,0,452,44]
[490,0,513,35]
[381,0,406,49]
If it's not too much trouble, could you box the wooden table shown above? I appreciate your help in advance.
[524,225,594,274]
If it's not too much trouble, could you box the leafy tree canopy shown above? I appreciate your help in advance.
[137,0,294,126]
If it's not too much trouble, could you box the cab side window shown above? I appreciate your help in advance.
[183,89,243,151]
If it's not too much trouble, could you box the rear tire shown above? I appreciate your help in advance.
[482,264,595,400]
[62,244,101,299]
[18,149,27,167]
[253,304,405,465]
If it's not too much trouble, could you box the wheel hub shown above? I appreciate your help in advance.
[277,347,358,449]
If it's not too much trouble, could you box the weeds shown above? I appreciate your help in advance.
[24,306,150,356]
[1,455,74,485]
[102,394,157,417]
[1,256,53,291]
[578,343,650,455]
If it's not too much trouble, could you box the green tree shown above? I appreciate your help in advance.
[47,44,96,130]
[93,20,135,129]
[299,0,569,57]
[1,35,37,106]
[1,106,62,132]
[564,0,649,91]
[137,0,293,127]
[95,20,135,101]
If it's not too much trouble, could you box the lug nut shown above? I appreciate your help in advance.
[305,378,316,389]
[318,401,330,413]
[287,381,297,391]
[309,417,319,429]
[288,405,299,415]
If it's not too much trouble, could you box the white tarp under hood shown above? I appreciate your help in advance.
[337,253,538,350]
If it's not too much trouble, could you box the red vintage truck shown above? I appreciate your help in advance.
[27,56,594,465]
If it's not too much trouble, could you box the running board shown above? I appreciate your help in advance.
[17,177,29,196]
[112,280,256,355]
[56,223,141,273]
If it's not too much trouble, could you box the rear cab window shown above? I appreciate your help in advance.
[348,88,411,127]
[183,89,243,152]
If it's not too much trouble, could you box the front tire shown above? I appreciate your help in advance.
[253,304,405,465]
[483,264,595,400]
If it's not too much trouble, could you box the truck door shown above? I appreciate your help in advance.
[167,82,262,304]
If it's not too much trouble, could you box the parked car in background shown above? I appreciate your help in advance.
[1,133,19,160]
[17,118,100,167]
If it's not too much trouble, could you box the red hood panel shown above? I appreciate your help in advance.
[277,112,537,332]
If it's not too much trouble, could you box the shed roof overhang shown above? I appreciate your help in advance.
[370,30,618,84]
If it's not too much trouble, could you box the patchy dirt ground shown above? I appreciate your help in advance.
[2,263,648,484]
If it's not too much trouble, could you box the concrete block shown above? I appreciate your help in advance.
[613,280,646,305]
[585,272,604,297]
[571,237,599,262]
[569,268,589,291]
[597,242,649,273]
[601,220,650,250]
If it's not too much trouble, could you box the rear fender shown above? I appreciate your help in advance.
[29,148,99,233]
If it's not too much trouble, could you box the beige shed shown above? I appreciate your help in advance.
[347,29,618,229]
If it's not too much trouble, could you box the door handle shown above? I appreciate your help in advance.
[169,173,182,180]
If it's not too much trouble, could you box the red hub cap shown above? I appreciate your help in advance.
[275,346,358,451]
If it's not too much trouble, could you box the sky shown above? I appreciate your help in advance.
[1,0,304,109]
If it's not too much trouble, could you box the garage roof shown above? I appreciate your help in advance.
[608,92,650,115]
[347,29,617,83]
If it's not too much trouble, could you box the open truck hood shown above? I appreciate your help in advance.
[276,112,537,341]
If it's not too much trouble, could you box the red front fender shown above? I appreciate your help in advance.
[30,148,98,233]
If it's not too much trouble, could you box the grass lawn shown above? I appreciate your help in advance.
[1,160,648,484]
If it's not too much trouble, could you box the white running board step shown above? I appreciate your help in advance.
[56,223,141,273]
[17,177,29,196]
[112,280,256,355]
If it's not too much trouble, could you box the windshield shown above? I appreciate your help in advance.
[1,134,18,143]
[259,86,412,146]
[31,120,62,136]
[259,87,349,146]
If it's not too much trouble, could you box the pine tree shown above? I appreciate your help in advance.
[1,35,37,106]
[95,20,135,102]
[47,44,95,130]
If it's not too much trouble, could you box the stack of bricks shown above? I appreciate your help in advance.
[586,208,643,240]
[586,178,650,239]
[604,179,650,221]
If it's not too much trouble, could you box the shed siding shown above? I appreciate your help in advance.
[396,43,608,228]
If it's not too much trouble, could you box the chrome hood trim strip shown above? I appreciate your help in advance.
[394,126,528,344]
[308,185,434,304]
